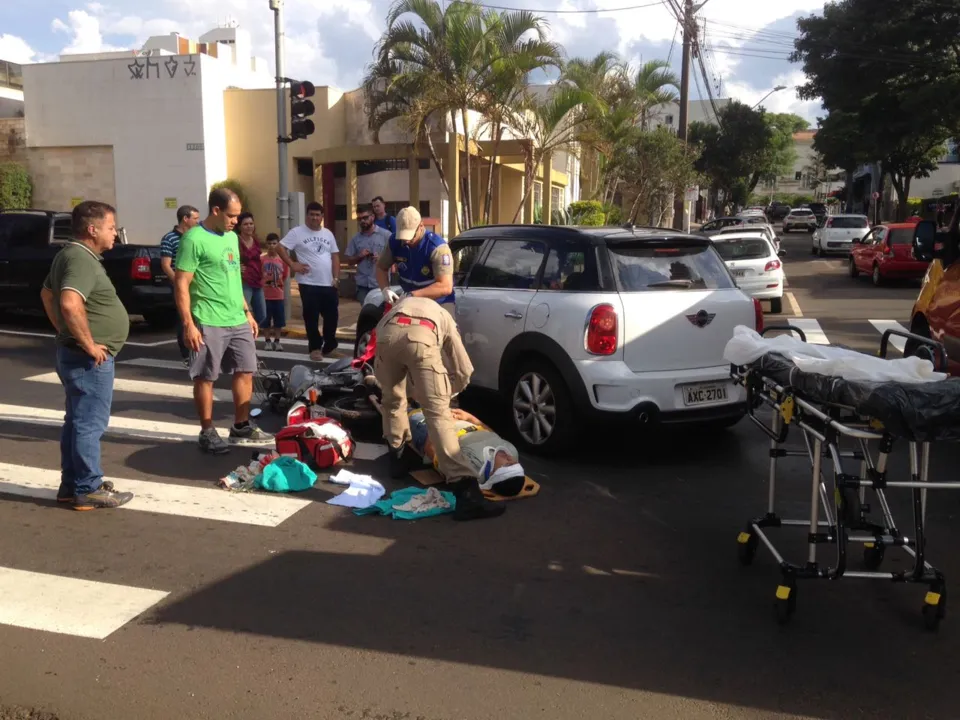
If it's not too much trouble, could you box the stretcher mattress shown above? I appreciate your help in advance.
[724,327,960,442]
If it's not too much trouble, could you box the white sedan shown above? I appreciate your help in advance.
[711,232,786,314]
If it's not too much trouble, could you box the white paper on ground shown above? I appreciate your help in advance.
[327,469,385,509]
[723,325,946,383]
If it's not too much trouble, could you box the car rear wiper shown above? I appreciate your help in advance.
[646,279,694,288]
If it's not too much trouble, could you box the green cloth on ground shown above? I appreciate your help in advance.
[42,242,130,356]
[175,224,246,327]
[256,457,317,492]
[354,486,457,520]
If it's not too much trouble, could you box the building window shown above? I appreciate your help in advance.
[665,114,674,125]
[381,200,431,218]
[795,171,802,181]
[419,158,430,170]
[534,181,543,207]
[551,185,563,211]
[296,158,313,176]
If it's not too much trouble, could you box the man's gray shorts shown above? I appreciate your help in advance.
[189,324,257,382]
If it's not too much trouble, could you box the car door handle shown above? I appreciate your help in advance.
[504,310,523,319]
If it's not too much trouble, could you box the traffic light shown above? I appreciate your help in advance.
[289,80,316,141]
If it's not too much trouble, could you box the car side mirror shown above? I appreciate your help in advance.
[778,249,787,257]
[913,220,938,262]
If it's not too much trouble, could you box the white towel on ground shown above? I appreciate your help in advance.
[326,469,385,509]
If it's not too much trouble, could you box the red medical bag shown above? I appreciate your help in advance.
[274,417,354,471]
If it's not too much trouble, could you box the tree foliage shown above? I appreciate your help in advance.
[210,179,250,212]
[792,0,960,218]
[0,162,31,210]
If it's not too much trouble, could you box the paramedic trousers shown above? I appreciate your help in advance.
[375,319,476,481]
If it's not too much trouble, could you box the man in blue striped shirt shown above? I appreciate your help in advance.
[160,205,199,363]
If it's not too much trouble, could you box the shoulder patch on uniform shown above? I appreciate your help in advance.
[441,253,451,266]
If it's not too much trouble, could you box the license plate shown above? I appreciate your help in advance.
[730,269,746,277]
[683,383,729,406]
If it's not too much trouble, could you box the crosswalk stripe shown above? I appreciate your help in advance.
[788,318,829,345]
[0,403,388,460]
[0,566,169,640]
[868,320,909,353]
[0,462,312,526]
[119,358,189,371]
[23,372,232,402]
[258,337,309,347]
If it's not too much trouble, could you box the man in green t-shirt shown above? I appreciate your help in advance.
[175,188,272,453]
[39,200,135,511]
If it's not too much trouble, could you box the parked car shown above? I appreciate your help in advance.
[782,208,818,233]
[908,220,960,375]
[808,202,828,225]
[849,222,929,286]
[766,202,792,222]
[717,223,779,251]
[698,217,745,235]
[355,225,763,453]
[811,214,871,256]
[711,232,786,314]
[0,210,176,327]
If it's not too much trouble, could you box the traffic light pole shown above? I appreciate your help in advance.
[270,0,292,319]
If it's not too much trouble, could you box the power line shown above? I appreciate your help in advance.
[459,0,669,13]
[666,18,680,65]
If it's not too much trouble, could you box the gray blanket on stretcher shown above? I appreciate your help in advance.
[746,352,960,442]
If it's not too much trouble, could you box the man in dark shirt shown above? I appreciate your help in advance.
[40,201,135,511]
[160,204,199,364]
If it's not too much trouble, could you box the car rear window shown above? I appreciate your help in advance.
[607,243,735,291]
[790,210,813,216]
[714,238,771,261]
[888,228,913,245]
[829,216,868,229]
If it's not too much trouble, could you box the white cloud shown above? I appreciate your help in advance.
[52,9,126,55]
[0,34,38,64]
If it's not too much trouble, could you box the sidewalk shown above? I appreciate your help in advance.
[282,281,359,342]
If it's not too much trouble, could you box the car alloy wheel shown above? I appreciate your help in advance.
[872,264,883,286]
[512,371,557,446]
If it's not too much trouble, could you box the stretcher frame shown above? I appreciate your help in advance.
[731,325,960,631]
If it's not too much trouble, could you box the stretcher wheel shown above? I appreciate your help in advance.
[774,582,797,626]
[922,588,947,632]
[737,530,758,566]
[863,544,885,570]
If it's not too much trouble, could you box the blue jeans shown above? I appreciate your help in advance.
[242,284,267,326]
[55,345,115,496]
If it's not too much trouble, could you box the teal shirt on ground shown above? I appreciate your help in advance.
[176,224,246,328]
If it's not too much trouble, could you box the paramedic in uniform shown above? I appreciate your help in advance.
[375,295,504,521]
[376,206,455,314]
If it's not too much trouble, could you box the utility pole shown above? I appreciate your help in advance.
[673,0,695,229]
[270,0,290,239]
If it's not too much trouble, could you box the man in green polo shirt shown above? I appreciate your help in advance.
[175,187,272,454]
[39,200,135,511]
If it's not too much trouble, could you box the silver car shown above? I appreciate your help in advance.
[811,214,871,256]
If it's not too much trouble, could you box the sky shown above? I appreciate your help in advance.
[0,0,828,123]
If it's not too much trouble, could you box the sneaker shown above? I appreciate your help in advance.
[182,358,191,369]
[199,427,231,455]
[58,480,113,504]
[73,484,134,511]
[274,341,284,352]
[228,422,274,446]
[309,350,324,362]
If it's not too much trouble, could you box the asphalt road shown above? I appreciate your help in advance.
[1,229,958,720]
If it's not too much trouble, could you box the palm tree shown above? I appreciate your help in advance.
[632,59,680,129]
[506,86,595,221]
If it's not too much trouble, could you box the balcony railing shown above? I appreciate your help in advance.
[0,60,23,90]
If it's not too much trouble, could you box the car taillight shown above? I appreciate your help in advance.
[826,218,833,227]
[131,256,151,280]
[585,304,618,356]
[764,260,781,272]
[753,298,764,334]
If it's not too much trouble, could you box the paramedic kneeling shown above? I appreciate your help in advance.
[375,296,504,521]
[376,206,455,313]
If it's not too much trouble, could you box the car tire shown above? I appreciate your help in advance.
[769,297,783,314]
[508,359,574,456]
[353,305,384,359]
[817,245,825,258]
[872,263,883,287]
[904,315,931,361]
[848,256,859,278]
[142,309,178,330]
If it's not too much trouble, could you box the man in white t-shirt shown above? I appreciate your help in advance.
[273,202,341,361]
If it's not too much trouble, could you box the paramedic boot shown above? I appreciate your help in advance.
[388,445,417,480]
[449,477,506,522]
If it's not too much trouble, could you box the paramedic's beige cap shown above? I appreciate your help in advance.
[396,206,422,241]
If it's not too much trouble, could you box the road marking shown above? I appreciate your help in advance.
[23,372,231,402]
[0,462,312,527]
[0,329,175,348]
[785,292,803,317]
[0,567,169,640]
[119,358,189,371]
[258,337,309,347]
[0,403,388,460]
[869,320,909,353]
[789,318,829,345]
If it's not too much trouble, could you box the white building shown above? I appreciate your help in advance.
[21,27,272,244]
[648,98,731,130]
[0,60,24,118]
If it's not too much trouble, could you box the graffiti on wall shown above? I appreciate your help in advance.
[128,56,196,81]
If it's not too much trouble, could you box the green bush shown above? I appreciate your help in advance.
[905,197,924,216]
[567,200,606,226]
[0,162,31,210]
[210,178,250,211]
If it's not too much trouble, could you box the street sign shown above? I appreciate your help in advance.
[164,198,177,209]
[932,188,944,197]
[872,191,880,200]
[684,186,699,202]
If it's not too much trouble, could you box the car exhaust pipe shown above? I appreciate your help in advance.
[638,412,650,423]
[635,402,659,424]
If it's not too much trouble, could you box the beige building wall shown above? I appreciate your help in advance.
[26,146,116,210]
[0,117,25,164]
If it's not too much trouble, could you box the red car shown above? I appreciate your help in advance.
[848,222,930,286]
